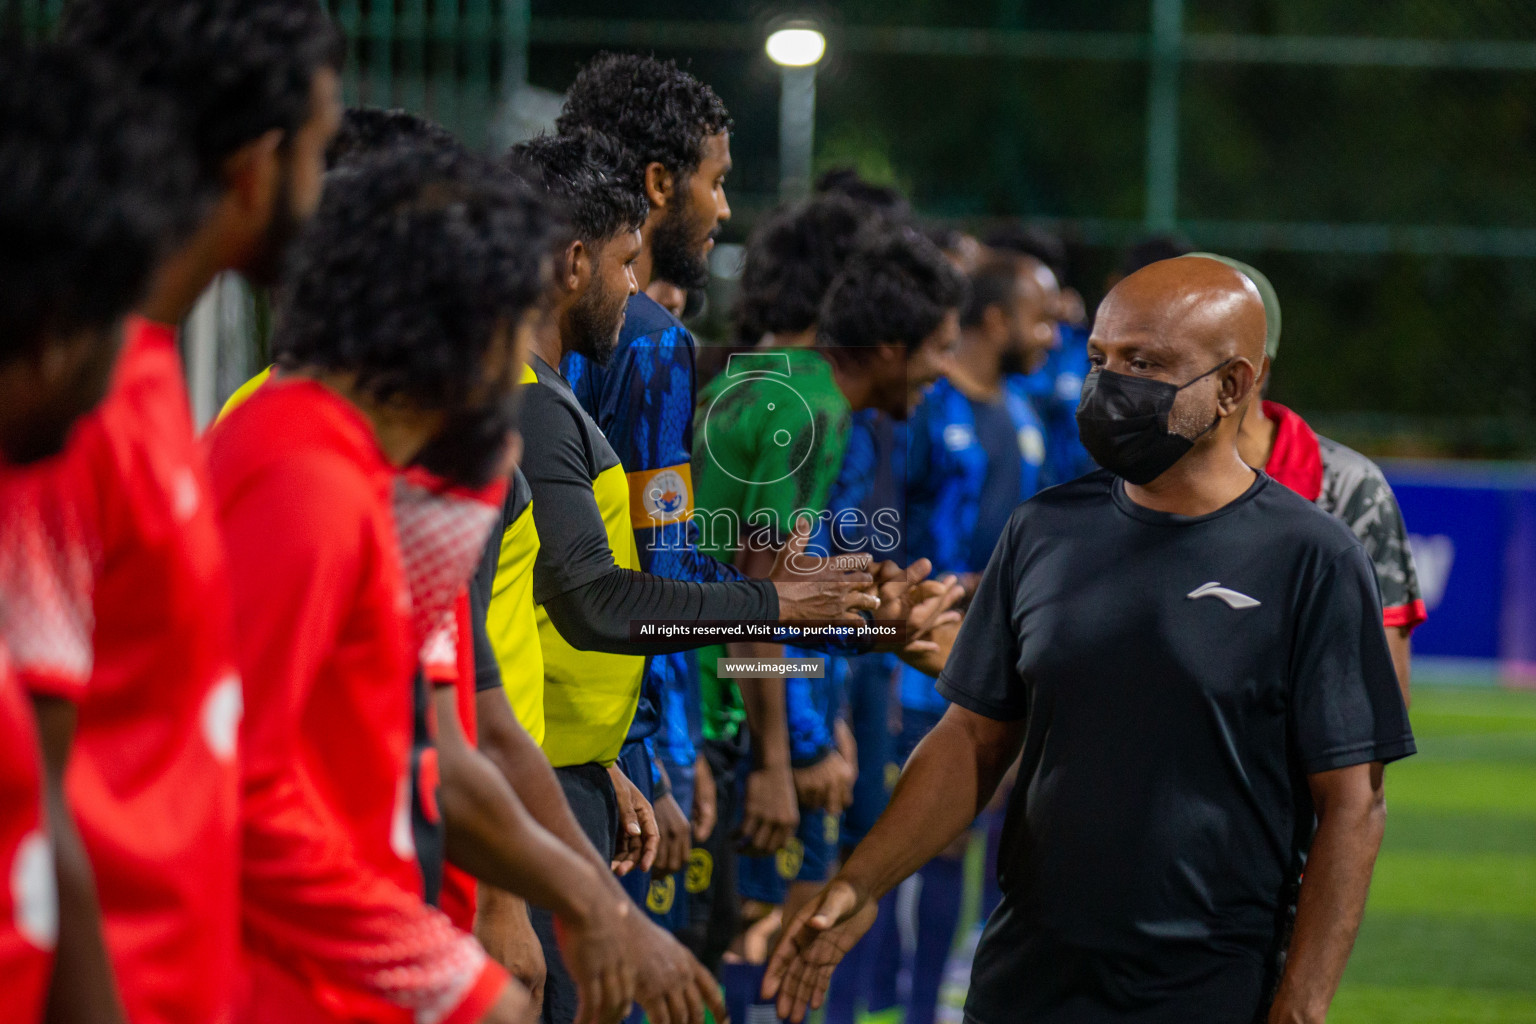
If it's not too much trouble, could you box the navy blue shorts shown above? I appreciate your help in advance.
[737,798,839,905]
[642,754,694,933]
[614,741,654,911]
[840,654,898,847]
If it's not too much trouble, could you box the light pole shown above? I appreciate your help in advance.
[766,24,826,201]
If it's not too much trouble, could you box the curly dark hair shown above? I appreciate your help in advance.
[327,106,461,170]
[814,167,911,220]
[1118,233,1193,278]
[509,128,647,243]
[820,227,969,352]
[732,194,882,345]
[961,252,1034,329]
[272,146,555,412]
[62,0,343,198]
[555,52,731,183]
[983,223,1067,282]
[0,43,197,358]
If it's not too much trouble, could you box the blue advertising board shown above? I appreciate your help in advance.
[1382,460,1536,683]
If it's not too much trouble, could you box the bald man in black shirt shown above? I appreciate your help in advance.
[765,258,1413,1024]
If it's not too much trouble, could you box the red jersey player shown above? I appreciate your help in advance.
[0,45,200,1024]
[208,145,552,1024]
[216,109,651,1024]
[0,6,345,1024]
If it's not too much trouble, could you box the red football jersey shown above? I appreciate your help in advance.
[207,378,506,1024]
[393,471,504,932]
[0,644,55,1024]
[0,317,240,1024]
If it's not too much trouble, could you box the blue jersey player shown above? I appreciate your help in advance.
[556,52,739,932]
[1016,319,1097,486]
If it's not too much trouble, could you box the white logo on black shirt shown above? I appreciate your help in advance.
[1187,582,1261,609]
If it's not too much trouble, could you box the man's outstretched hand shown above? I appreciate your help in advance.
[738,762,799,856]
[653,790,692,876]
[628,915,730,1024]
[866,559,964,662]
[770,518,878,622]
[761,878,879,1023]
[608,764,658,876]
[552,896,637,1024]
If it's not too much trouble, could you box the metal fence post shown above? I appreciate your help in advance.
[368,0,394,107]
[491,0,531,151]
[1144,0,1183,231]
[401,0,427,113]
[434,0,462,132]
[778,64,817,201]
[185,275,224,431]
[464,0,492,150]
[503,0,529,94]
[331,0,363,104]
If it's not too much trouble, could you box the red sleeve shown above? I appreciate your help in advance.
[0,459,101,701]
[219,453,507,1024]
[1383,599,1428,632]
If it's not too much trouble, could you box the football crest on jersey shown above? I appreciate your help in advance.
[11,830,57,951]
[390,772,416,860]
[171,466,200,523]
[201,672,243,762]
[943,424,975,452]
[1055,372,1084,404]
[1018,424,1046,466]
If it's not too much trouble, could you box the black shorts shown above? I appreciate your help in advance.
[531,763,618,1024]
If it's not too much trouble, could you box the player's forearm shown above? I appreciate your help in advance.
[439,739,607,927]
[1269,768,1387,1024]
[472,690,629,893]
[33,698,125,1024]
[543,568,777,654]
[45,786,127,1024]
[838,706,1020,905]
[737,666,790,769]
[1387,627,1412,707]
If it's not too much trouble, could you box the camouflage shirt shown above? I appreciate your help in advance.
[1264,401,1426,629]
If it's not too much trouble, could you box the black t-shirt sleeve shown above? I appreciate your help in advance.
[520,380,779,651]
[469,518,503,693]
[1290,543,1416,774]
[934,510,1029,720]
[544,569,777,654]
[519,386,628,601]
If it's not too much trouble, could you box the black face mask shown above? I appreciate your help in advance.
[412,391,521,489]
[1074,360,1230,486]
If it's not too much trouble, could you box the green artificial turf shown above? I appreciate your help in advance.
[927,683,1536,1024]
[854,682,1536,1024]
[1331,682,1536,1024]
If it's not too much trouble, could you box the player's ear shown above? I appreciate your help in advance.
[981,303,1007,341]
[1219,357,1257,415]
[222,128,284,219]
[645,161,673,211]
[561,240,587,294]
